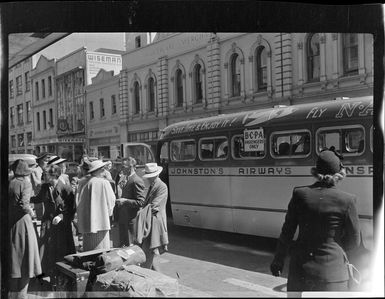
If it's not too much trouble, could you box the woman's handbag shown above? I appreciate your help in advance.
[342,250,361,290]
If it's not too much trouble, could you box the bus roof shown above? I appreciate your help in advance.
[160,96,373,139]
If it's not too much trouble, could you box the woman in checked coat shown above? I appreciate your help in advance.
[270,149,361,292]
[9,159,42,299]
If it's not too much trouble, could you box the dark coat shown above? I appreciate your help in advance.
[31,181,76,275]
[115,173,146,223]
[273,181,360,291]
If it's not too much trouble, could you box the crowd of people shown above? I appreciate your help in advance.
[8,153,169,298]
[8,147,365,297]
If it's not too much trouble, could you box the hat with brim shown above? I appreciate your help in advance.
[79,160,92,171]
[36,152,49,161]
[51,158,67,165]
[48,155,60,165]
[316,150,341,175]
[12,159,33,176]
[142,163,163,178]
[88,160,108,174]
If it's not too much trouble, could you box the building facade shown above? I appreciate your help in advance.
[9,57,35,154]
[30,55,57,155]
[118,32,373,151]
[85,69,121,159]
[55,47,122,162]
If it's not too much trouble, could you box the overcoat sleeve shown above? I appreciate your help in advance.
[150,182,168,213]
[19,179,34,215]
[342,196,361,251]
[121,177,146,208]
[272,188,299,265]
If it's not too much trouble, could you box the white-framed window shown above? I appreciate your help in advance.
[17,104,23,125]
[36,112,40,131]
[35,81,39,100]
[148,77,155,112]
[16,76,22,95]
[255,46,267,90]
[100,98,105,117]
[111,95,117,114]
[89,102,94,120]
[342,33,359,76]
[193,64,203,104]
[26,101,31,123]
[48,76,52,96]
[316,125,365,156]
[170,139,196,162]
[25,71,31,92]
[271,130,311,158]
[134,81,140,114]
[9,80,14,98]
[10,107,15,127]
[230,53,241,97]
[232,134,265,159]
[43,110,47,130]
[199,136,229,161]
[175,69,184,107]
[41,79,46,98]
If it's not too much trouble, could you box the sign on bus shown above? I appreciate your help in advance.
[244,128,264,151]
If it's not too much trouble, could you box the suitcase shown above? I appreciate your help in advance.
[55,261,91,297]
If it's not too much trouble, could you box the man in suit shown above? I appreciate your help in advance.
[115,157,146,246]
[136,163,169,271]
[270,149,361,292]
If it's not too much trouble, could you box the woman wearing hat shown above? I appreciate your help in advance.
[30,152,49,196]
[31,164,76,281]
[270,149,361,292]
[77,160,116,251]
[9,159,42,298]
[135,163,169,271]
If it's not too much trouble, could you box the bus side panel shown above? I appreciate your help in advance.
[169,173,234,232]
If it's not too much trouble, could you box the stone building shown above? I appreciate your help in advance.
[30,55,57,155]
[85,69,121,159]
[118,33,373,151]
[9,57,35,154]
[55,47,123,162]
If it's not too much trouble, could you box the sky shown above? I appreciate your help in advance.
[33,32,126,66]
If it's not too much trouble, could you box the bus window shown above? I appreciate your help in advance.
[199,136,228,160]
[232,135,265,159]
[316,126,365,156]
[170,139,196,161]
[271,131,311,158]
[124,144,154,165]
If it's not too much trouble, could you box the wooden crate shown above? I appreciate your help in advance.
[55,261,90,297]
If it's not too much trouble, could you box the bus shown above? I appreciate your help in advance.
[156,96,374,250]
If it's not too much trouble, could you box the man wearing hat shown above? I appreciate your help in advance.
[270,149,361,292]
[30,152,49,196]
[77,160,116,251]
[48,156,70,186]
[135,163,169,272]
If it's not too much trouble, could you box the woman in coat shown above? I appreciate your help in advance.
[136,163,169,272]
[270,149,361,292]
[9,159,42,299]
[31,164,76,280]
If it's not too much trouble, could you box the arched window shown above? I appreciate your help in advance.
[256,46,267,90]
[306,33,320,81]
[230,54,241,97]
[342,33,358,76]
[134,81,140,114]
[148,77,155,112]
[193,64,203,104]
[176,69,183,107]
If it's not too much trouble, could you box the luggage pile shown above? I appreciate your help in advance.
[55,245,179,297]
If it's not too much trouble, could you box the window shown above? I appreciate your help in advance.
[342,33,359,76]
[26,102,31,123]
[37,112,40,131]
[18,134,24,147]
[48,76,52,96]
[316,126,365,156]
[170,139,196,161]
[100,98,105,117]
[89,102,94,119]
[230,53,241,97]
[232,135,265,159]
[49,108,53,128]
[134,82,140,114]
[16,76,22,95]
[43,110,47,130]
[193,64,203,104]
[25,71,31,91]
[306,33,320,81]
[17,104,23,125]
[199,136,228,160]
[176,69,183,107]
[27,132,32,146]
[160,142,169,162]
[256,46,267,90]
[11,135,16,148]
[148,78,155,112]
[41,79,46,98]
[111,95,117,114]
[135,36,141,48]
[10,107,15,127]
[271,131,311,158]
[9,80,14,98]
[35,81,39,100]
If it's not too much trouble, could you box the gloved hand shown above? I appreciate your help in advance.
[270,260,283,277]
[52,216,62,225]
